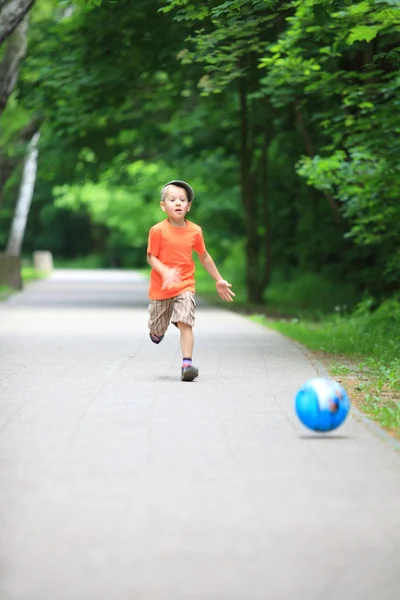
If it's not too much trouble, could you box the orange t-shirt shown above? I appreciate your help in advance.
[147,219,206,299]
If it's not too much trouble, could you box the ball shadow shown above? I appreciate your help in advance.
[299,434,351,440]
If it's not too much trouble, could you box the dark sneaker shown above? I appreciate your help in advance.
[181,364,199,382]
[149,332,164,344]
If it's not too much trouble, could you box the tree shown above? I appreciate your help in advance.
[161,0,282,302]
[4,0,399,306]
[0,0,35,46]
[6,130,39,254]
[260,0,400,290]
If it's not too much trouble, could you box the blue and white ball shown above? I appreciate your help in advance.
[295,377,350,432]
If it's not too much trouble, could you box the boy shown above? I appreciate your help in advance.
[147,179,235,382]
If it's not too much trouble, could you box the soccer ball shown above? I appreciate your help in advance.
[295,377,350,432]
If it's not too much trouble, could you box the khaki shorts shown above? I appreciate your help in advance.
[148,291,196,336]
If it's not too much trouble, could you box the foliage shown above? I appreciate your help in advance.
[259,0,400,283]
[264,272,359,317]
[54,161,167,247]
[2,0,399,304]
[261,298,400,360]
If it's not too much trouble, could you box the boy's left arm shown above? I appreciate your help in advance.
[198,251,235,302]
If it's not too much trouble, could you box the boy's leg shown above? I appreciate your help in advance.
[171,292,199,381]
[148,298,173,344]
[177,323,198,382]
[177,322,194,359]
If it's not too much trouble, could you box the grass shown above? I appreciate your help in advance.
[0,266,48,301]
[22,266,49,283]
[249,304,400,440]
[0,284,12,300]
[53,254,105,269]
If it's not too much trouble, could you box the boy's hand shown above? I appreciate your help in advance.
[161,267,182,290]
[216,279,235,302]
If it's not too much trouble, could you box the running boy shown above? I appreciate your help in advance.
[147,179,235,382]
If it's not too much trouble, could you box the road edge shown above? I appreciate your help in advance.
[292,339,400,452]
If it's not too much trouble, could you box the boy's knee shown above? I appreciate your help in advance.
[176,321,192,330]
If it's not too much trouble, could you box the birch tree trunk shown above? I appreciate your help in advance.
[6,130,40,256]
[0,0,35,46]
[0,116,41,208]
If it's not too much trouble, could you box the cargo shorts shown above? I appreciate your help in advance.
[148,291,196,336]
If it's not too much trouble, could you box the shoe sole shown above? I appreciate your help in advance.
[149,333,164,344]
[181,366,199,382]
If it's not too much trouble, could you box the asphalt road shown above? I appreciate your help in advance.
[0,269,399,600]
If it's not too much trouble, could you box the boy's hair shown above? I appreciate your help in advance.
[161,180,194,203]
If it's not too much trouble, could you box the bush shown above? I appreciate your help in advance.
[264,271,359,317]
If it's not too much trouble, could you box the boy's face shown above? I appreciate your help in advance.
[160,185,191,223]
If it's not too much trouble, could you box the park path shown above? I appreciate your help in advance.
[0,269,399,600]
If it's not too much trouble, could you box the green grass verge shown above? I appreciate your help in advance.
[0,266,48,301]
[0,284,12,300]
[249,302,400,440]
[53,255,105,269]
[22,266,49,283]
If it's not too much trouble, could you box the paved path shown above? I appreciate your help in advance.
[0,269,399,600]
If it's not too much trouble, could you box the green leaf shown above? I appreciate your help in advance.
[312,4,330,26]
[347,25,380,44]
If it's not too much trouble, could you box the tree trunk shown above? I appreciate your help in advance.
[0,0,35,46]
[239,77,261,303]
[0,12,29,115]
[6,130,40,256]
[260,127,272,293]
[294,101,342,224]
[0,116,41,208]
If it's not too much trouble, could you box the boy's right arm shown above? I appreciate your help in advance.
[147,254,182,290]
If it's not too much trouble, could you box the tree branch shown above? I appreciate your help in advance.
[0,13,29,115]
[294,101,342,224]
[0,0,35,46]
